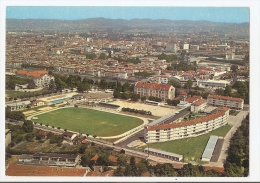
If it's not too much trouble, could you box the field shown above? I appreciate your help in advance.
[6,88,50,99]
[32,107,143,137]
[148,124,232,164]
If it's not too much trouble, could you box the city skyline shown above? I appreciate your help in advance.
[6,6,249,23]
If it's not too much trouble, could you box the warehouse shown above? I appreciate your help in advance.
[201,135,219,161]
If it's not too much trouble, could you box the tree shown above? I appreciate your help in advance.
[22,120,34,133]
[114,166,124,176]
[224,85,232,96]
[48,79,56,91]
[117,155,127,166]
[98,53,106,59]
[78,144,88,154]
[184,80,193,91]
[27,79,37,89]
[96,154,109,166]
[141,96,146,102]
[25,133,35,142]
[77,83,90,92]
[231,65,239,73]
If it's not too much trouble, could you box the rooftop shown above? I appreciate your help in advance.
[208,94,244,102]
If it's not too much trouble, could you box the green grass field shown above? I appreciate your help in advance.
[32,107,143,137]
[148,124,232,163]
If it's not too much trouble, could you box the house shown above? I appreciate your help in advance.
[134,82,175,102]
[31,100,46,108]
[38,130,48,140]
[62,131,77,142]
[178,90,187,99]
[108,155,118,165]
[91,154,99,162]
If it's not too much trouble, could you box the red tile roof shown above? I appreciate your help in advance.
[135,82,173,91]
[185,95,202,103]
[86,171,99,176]
[91,154,99,161]
[6,164,86,176]
[193,99,207,106]
[208,94,244,102]
[108,155,117,163]
[179,90,187,95]
[203,166,224,173]
[16,70,49,79]
[100,170,114,176]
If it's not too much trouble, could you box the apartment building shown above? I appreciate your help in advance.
[134,82,175,102]
[207,94,244,110]
[144,107,229,143]
[191,99,207,112]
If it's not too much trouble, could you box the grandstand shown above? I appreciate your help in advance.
[147,113,176,126]
[97,102,120,110]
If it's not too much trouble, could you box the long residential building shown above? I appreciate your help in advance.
[144,107,229,143]
[207,94,244,110]
[134,82,175,102]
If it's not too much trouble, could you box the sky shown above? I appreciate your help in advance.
[6,6,249,23]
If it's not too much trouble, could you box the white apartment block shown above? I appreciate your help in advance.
[134,82,175,102]
[197,79,230,88]
[191,99,207,112]
[207,94,244,110]
[33,74,55,87]
[144,107,229,143]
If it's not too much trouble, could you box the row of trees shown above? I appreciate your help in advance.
[166,99,180,106]
[167,61,195,71]
[224,114,249,177]
[6,76,30,90]
[122,107,152,115]
[21,63,55,71]
[157,53,177,62]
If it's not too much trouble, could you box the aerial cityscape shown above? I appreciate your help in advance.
[4,6,253,180]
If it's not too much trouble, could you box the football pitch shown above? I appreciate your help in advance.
[32,107,143,137]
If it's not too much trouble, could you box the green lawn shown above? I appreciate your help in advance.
[6,88,50,99]
[32,107,143,137]
[229,110,240,116]
[148,124,232,163]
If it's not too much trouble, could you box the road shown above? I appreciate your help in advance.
[205,110,249,167]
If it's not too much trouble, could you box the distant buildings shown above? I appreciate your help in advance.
[207,94,244,110]
[196,79,230,88]
[144,107,229,143]
[134,82,175,102]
